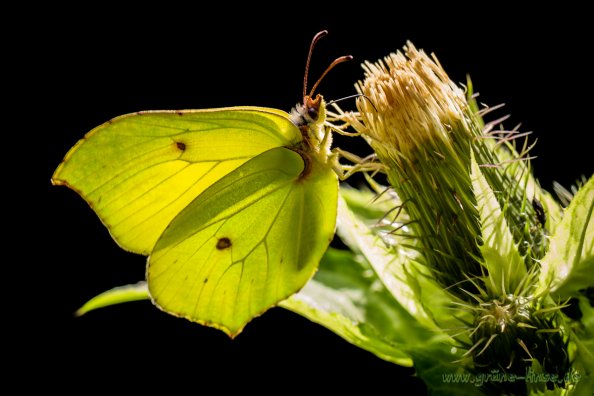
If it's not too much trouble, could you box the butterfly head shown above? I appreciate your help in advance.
[289,94,325,128]
[303,94,321,121]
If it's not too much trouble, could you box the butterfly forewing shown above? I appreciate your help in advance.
[52,108,302,254]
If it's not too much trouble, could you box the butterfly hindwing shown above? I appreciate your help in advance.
[148,147,338,336]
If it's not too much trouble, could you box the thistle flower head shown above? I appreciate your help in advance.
[350,43,485,296]
[348,42,550,294]
[355,43,472,160]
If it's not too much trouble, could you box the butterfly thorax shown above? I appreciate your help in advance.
[289,94,332,162]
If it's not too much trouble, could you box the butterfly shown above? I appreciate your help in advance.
[52,31,351,336]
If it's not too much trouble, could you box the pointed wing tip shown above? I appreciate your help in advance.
[50,176,66,187]
[222,326,243,339]
[226,319,254,338]
[50,167,75,190]
[50,164,65,185]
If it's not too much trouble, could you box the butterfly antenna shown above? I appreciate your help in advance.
[303,30,329,99]
[309,55,353,98]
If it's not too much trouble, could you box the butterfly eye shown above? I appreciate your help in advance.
[307,106,318,120]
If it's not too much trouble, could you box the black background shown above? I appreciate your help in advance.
[25,4,593,393]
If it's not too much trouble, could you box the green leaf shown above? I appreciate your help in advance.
[470,152,527,295]
[284,247,484,394]
[571,338,594,395]
[579,295,594,337]
[282,248,432,366]
[334,191,439,328]
[566,297,594,396]
[539,176,594,298]
[338,185,396,224]
[283,248,464,367]
[75,282,149,316]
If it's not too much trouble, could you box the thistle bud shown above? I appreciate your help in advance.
[351,43,484,296]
